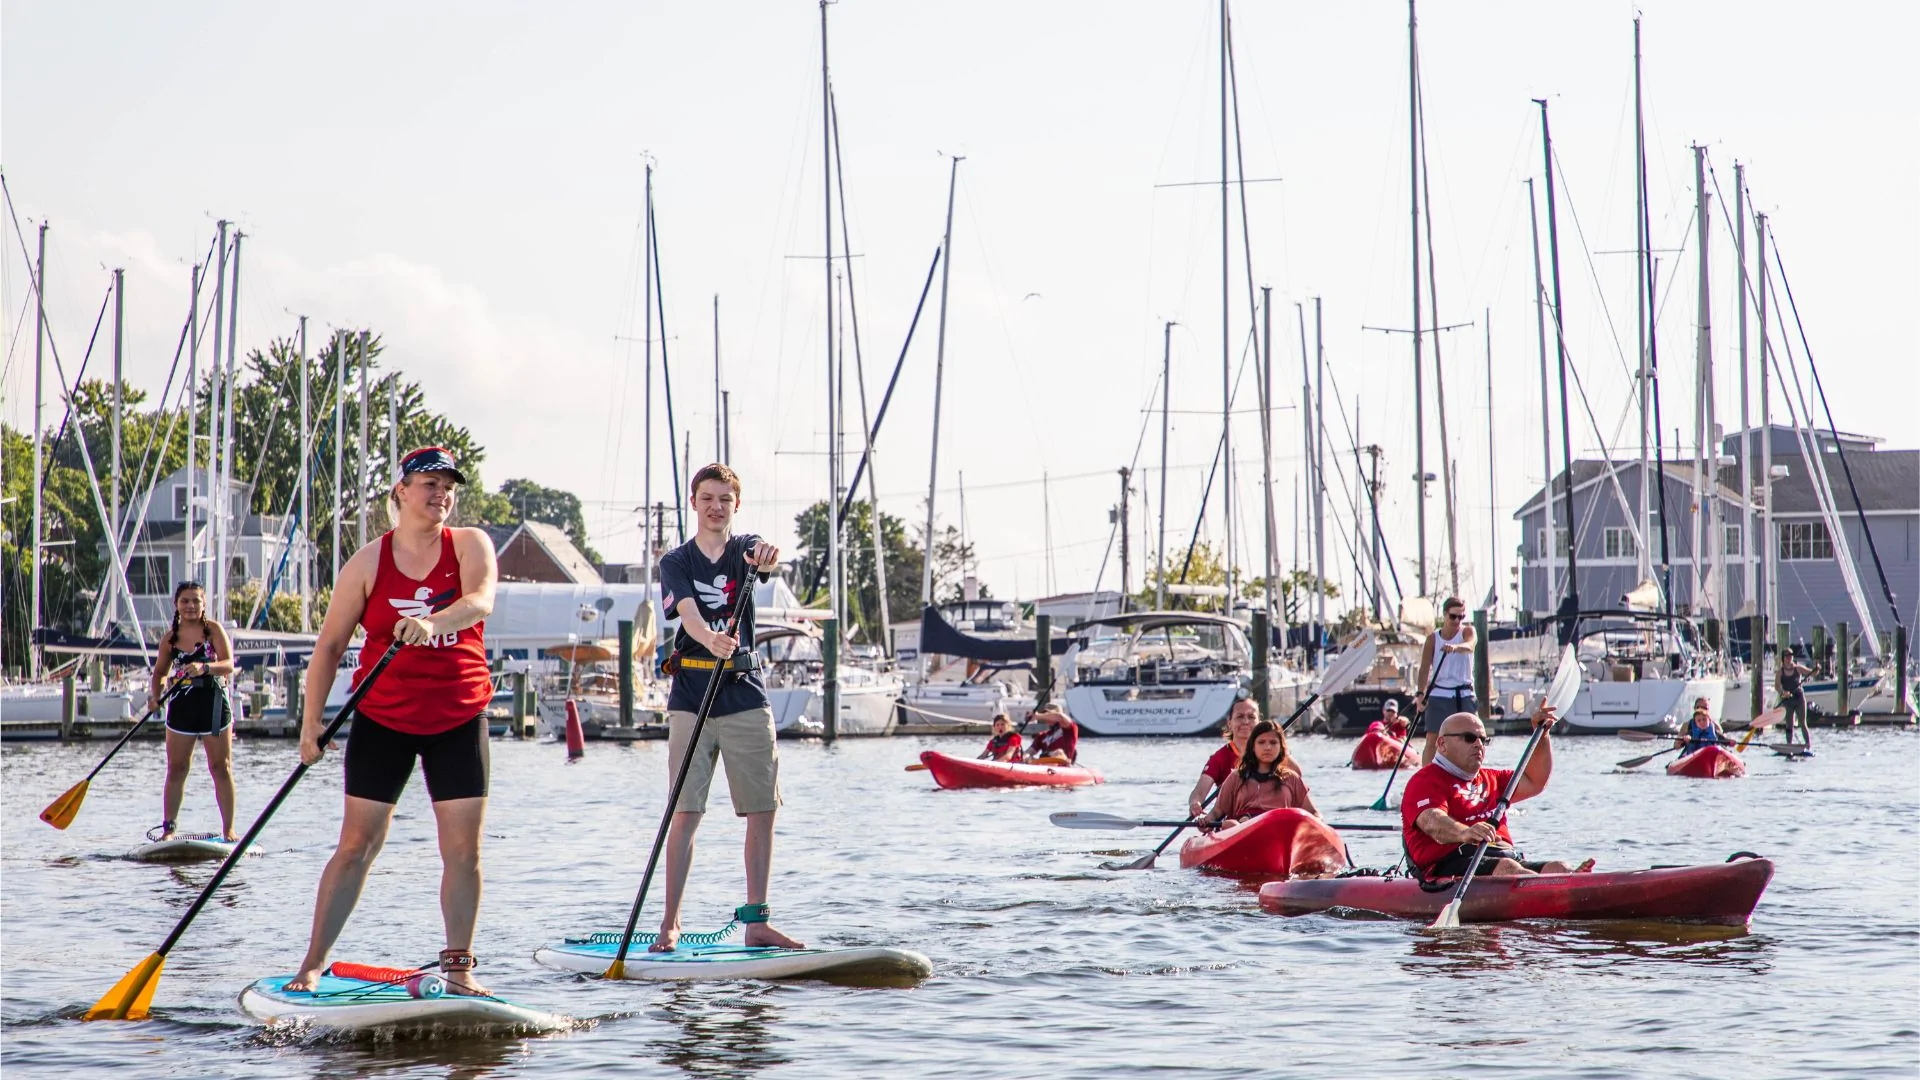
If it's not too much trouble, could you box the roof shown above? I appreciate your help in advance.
[509,520,602,584]
[1513,460,1743,520]
[1766,448,1918,515]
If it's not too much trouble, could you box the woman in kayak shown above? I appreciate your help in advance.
[1026,705,1079,764]
[1672,698,1727,756]
[1205,719,1317,830]
[1188,696,1258,817]
[147,580,238,842]
[979,714,1024,762]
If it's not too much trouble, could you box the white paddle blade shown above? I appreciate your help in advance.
[1048,812,1141,830]
[1429,900,1463,929]
[1545,644,1581,715]
[1750,705,1786,729]
[1315,634,1377,699]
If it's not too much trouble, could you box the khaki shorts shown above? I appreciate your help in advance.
[666,706,781,816]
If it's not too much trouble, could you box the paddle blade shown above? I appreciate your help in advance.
[1429,900,1463,930]
[1616,751,1661,769]
[1750,705,1786,729]
[1109,852,1159,871]
[1614,730,1660,743]
[1545,645,1581,714]
[903,764,929,772]
[604,959,627,980]
[85,954,166,1021]
[40,779,90,830]
[1049,811,1138,830]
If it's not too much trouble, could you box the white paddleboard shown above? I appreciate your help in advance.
[535,935,932,986]
[239,973,569,1035]
[127,836,243,863]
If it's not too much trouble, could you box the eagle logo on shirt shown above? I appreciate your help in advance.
[389,586,460,647]
[694,574,734,610]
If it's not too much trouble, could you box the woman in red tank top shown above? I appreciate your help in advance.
[286,446,500,996]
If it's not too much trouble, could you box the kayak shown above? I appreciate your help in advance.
[1179,808,1349,877]
[239,963,568,1034]
[918,750,1103,790]
[1350,729,1415,770]
[127,836,242,863]
[535,936,932,987]
[1259,856,1774,926]
[1667,745,1746,779]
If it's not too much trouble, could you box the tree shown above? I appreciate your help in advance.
[792,499,922,643]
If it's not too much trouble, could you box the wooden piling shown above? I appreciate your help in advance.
[1250,610,1271,722]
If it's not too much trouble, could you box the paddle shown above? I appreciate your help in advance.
[605,567,766,980]
[85,640,405,1021]
[1615,745,1684,770]
[1109,691,1323,872]
[41,667,199,830]
[1052,811,1397,832]
[1429,644,1578,930]
[1370,655,1449,811]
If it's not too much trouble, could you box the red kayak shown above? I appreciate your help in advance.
[1351,729,1415,770]
[918,750,1104,790]
[1259,856,1773,926]
[1179,808,1349,877]
[1667,745,1746,779]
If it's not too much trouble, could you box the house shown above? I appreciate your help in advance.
[106,465,308,632]
[493,520,602,584]
[1514,425,1918,651]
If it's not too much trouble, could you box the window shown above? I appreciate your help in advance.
[172,485,188,519]
[1603,528,1637,560]
[227,555,249,591]
[1536,528,1569,559]
[1725,524,1743,557]
[1778,521,1833,561]
[126,556,170,596]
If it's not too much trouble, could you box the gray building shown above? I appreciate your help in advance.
[1515,425,1917,650]
[104,465,307,632]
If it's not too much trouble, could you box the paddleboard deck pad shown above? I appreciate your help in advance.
[127,836,242,863]
[239,970,569,1035]
[535,935,932,986]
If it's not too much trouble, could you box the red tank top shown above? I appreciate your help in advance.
[351,529,492,735]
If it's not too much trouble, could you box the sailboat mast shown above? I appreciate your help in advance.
[642,163,655,594]
[1261,286,1278,635]
[209,220,227,620]
[29,223,46,678]
[1692,144,1717,629]
[1633,18,1653,585]
[920,156,961,614]
[1408,0,1428,597]
[1219,0,1234,605]
[1535,99,1580,625]
[223,231,243,620]
[186,262,199,602]
[1313,297,1327,665]
[1158,319,1172,611]
[331,335,343,586]
[820,0,840,732]
[713,294,722,461]
[1735,164,1754,624]
[1485,310,1498,612]
[1757,212,1773,635]
[1526,180,1554,612]
[298,315,310,633]
[111,266,124,629]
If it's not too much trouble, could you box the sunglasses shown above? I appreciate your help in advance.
[1445,611,1465,619]
[1444,732,1489,745]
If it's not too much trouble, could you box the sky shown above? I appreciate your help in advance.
[5,1,1916,615]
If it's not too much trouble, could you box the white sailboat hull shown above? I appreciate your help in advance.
[1065,682,1241,737]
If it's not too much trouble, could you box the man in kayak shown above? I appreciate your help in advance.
[1402,709,1590,880]
[652,463,802,953]
[288,447,499,995]
[1203,718,1318,830]
[1673,698,1728,756]
[1026,704,1079,764]
[1411,598,1478,766]
[1188,696,1258,818]
[979,714,1024,762]
[1367,698,1411,742]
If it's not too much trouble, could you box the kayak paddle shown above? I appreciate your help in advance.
[605,569,765,980]
[41,672,196,830]
[904,763,930,772]
[1429,644,1578,930]
[1615,745,1684,770]
[1110,691,1322,872]
[86,640,404,1020]
[1052,811,1396,833]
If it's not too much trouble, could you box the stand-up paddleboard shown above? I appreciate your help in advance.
[127,835,243,863]
[239,963,568,1035]
[535,934,932,987]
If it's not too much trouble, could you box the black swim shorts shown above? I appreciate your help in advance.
[343,713,490,804]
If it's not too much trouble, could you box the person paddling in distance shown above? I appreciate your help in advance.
[1674,697,1728,756]
[1367,698,1411,743]
[1402,709,1592,880]
[286,447,499,995]
[1776,646,1813,747]
[652,463,802,953]
[1412,597,1477,766]
[979,714,1025,762]
[148,581,238,842]
[1202,718,1318,831]
[1188,696,1258,818]
[1025,703,1080,765]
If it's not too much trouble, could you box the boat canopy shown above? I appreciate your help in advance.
[920,605,1074,665]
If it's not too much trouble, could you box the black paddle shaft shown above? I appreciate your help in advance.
[153,641,404,958]
[78,671,198,786]
[612,569,768,966]
[1374,651,1453,806]
[1144,691,1322,860]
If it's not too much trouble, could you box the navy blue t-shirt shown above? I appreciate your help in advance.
[658,532,769,715]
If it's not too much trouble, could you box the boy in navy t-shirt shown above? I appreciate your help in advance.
[651,463,803,952]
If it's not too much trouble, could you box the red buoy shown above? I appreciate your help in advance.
[564,698,585,760]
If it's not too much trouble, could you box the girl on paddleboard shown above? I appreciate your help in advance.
[147,581,237,842]
[1204,719,1317,830]
[286,446,499,995]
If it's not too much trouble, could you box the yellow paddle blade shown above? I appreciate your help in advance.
[85,954,167,1021]
[903,764,929,772]
[604,959,627,980]
[40,779,90,830]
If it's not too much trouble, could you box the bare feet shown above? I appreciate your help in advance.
[744,923,805,950]
[443,969,492,997]
[222,832,240,843]
[648,923,680,953]
[284,965,325,993]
